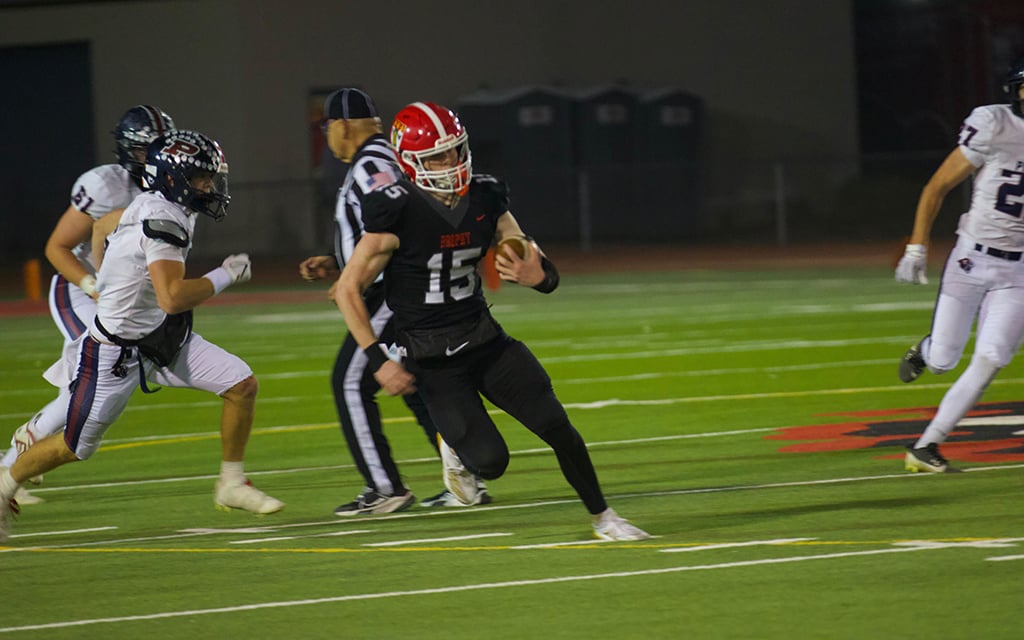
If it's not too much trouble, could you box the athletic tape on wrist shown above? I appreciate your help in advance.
[905,244,927,258]
[79,274,98,297]
[203,267,233,295]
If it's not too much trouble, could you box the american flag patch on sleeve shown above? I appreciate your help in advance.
[364,172,397,190]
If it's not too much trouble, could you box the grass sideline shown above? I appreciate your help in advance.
[0,265,1021,639]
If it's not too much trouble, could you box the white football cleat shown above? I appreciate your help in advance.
[592,508,651,541]
[13,423,43,485]
[0,466,43,505]
[214,479,284,515]
[13,486,43,505]
[438,436,481,505]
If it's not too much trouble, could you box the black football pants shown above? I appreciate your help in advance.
[409,334,609,515]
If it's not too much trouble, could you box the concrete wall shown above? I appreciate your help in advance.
[0,0,857,254]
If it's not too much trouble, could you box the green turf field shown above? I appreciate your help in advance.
[0,266,1020,639]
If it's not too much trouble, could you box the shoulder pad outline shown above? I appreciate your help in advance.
[142,218,189,248]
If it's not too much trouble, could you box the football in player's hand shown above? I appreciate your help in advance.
[497,235,530,260]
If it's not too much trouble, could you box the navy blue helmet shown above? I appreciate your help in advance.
[1004,56,1024,117]
[144,130,230,221]
[112,105,176,180]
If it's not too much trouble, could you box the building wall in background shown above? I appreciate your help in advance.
[0,0,857,256]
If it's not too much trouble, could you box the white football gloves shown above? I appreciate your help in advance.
[78,274,99,299]
[221,253,252,285]
[203,253,252,294]
[895,244,928,285]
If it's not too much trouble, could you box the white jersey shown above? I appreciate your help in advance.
[69,163,143,273]
[93,191,195,341]
[956,105,1024,249]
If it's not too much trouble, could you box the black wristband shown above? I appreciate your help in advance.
[363,343,389,372]
[533,256,560,294]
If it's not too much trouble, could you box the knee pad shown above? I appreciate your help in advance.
[974,344,1013,370]
[447,428,509,480]
[926,346,960,375]
[967,353,1003,385]
[467,447,509,481]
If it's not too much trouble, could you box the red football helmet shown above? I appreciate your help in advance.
[391,102,472,196]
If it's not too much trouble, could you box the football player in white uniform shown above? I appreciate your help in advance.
[0,106,174,503]
[0,130,283,541]
[895,56,1024,473]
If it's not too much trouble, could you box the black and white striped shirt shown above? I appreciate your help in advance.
[333,133,403,280]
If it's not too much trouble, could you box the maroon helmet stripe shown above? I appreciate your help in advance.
[141,104,166,134]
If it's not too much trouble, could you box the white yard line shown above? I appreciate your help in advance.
[540,336,916,364]
[0,542,1001,634]
[8,463,1024,552]
[2,364,1024,419]
[8,526,118,539]
[231,530,375,545]
[8,369,1022,424]
[510,539,617,549]
[362,532,514,547]
[660,537,815,553]
[256,357,901,383]
[561,378,1024,408]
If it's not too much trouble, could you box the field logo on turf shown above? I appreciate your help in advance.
[768,400,1024,463]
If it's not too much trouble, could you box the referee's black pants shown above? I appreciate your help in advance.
[331,284,438,496]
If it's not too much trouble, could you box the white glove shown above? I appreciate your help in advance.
[78,274,99,299]
[221,253,252,285]
[203,253,251,294]
[895,244,928,285]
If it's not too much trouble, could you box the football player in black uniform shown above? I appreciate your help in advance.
[333,101,650,541]
[300,89,489,514]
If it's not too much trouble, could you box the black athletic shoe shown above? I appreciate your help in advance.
[419,488,493,508]
[333,489,415,516]
[904,443,961,473]
[899,337,928,383]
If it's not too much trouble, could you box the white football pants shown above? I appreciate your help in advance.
[42,331,252,459]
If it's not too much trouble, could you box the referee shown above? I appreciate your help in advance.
[299,88,489,514]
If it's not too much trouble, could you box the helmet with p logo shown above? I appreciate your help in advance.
[144,130,230,221]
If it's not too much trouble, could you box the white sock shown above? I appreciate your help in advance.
[920,335,932,365]
[915,356,999,448]
[0,468,20,501]
[592,508,614,523]
[220,461,245,485]
[1,394,71,468]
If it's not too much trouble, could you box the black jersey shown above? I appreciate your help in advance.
[333,134,402,272]
[362,174,510,331]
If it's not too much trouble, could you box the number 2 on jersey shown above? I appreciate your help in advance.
[425,248,481,304]
[996,169,1024,218]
